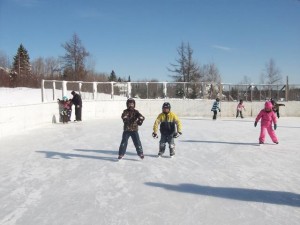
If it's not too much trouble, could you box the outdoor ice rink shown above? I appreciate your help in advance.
[0,116,299,225]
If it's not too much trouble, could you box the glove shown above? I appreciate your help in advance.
[219,109,221,112]
[173,132,182,138]
[137,119,143,126]
[254,122,257,127]
[274,124,277,130]
[152,132,158,138]
[137,116,145,126]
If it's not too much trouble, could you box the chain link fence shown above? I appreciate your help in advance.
[42,80,300,102]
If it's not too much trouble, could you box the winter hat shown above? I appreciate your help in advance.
[126,98,135,108]
[63,96,68,101]
[162,102,171,110]
[265,101,273,110]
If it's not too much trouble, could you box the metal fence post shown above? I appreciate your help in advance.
[62,80,67,99]
[127,82,131,98]
[163,82,167,98]
[111,82,114,99]
[93,82,97,100]
[41,79,45,102]
[79,82,82,95]
[52,81,56,101]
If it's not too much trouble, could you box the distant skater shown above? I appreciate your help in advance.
[211,98,221,120]
[270,98,285,118]
[254,101,278,144]
[236,99,245,118]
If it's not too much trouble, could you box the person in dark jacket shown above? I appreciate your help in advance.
[70,90,82,122]
[270,98,285,118]
[118,98,145,160]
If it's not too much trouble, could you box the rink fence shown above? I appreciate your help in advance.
[1,99,300,139]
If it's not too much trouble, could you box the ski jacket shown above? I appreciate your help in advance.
[58,100,72,110]
[71,93,82,107]
[237,103,245,111]
[153,111,182,135]
[255,109,277,127]
[121,108,144,131]
[273,103,285,112]
[211,101,220,111]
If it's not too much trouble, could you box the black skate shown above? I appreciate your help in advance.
[157,152,164,157]
[138,154,144,159]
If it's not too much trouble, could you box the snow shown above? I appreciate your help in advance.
[0,87,127,106]
[0,88,300,225]
[0,87,44,106]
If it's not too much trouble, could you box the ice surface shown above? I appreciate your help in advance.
[0,116,300,225]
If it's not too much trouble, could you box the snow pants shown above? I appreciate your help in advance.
[259,125,278,143]
[212,110,218,120]
[159,134,175,156]
[75,105,82,121]
[236,110,243,118]
[119,131,143,156]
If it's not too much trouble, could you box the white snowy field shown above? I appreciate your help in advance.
[0,87,125,106]
[0,116,300,225]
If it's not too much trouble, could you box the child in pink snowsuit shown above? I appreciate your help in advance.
[254,101,278,144]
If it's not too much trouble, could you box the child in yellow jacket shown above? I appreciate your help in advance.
[152,102,182,157]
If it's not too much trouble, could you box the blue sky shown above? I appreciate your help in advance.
[0,0,299,83]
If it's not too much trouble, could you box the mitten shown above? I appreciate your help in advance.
[274,124,277,130]
[137,119,143,126]
[254,121,257,127]
[173,132,182,138]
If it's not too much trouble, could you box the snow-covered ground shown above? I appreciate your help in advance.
[0,87,45,106]
[0,87,126,106]
[0,115,299,225]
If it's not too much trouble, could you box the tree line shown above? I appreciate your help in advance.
[0,33,282,89]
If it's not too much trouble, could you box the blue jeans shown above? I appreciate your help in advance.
[119,131,143,156]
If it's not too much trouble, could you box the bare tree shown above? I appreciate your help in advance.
[45,57,61,79]
[261,58,282,84]
[168,42,200,82]
[201,63,221,83]
[168,42,201,98]
[0,50,11,68]
[61,33,89,81]
[239,75,252,84]
[31,57,46,78]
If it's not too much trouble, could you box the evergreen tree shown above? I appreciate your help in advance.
[12,44,32,87]
[108,70,117,81]
[128,75,131,82]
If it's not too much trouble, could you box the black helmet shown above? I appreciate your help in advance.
[162,102,171,110]
[126,98,135,108]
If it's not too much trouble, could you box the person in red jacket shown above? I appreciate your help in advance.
[254,101,278,144]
